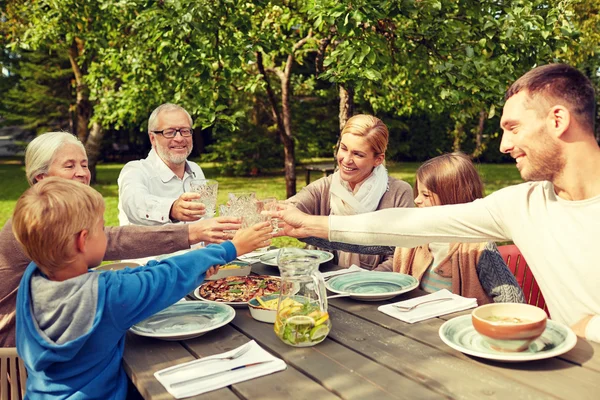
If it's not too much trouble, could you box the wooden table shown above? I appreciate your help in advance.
[123,263,600,400]
[303,163,335,185]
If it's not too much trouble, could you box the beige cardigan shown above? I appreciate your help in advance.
[393,242,493,305]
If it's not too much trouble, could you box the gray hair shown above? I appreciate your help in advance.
[148,103,193,132]
[25,132,86,186]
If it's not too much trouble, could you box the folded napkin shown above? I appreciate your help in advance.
[378,289,477,324]
[237,248,279,263]
[155,340,286,399]
[320,264,364,279]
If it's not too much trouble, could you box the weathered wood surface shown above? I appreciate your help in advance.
[124,262,600,400]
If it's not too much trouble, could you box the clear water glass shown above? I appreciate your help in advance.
[190,179,218,219]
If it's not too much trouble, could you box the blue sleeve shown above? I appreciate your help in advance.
[476,243,526,303]
[102,241,237,330]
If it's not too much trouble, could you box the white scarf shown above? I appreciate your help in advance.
[330,164,389,216]
[330,164,389,268]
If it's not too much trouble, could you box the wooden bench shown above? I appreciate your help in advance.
[303,163,335,185]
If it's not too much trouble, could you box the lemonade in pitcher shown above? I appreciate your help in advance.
[274,248,331,347]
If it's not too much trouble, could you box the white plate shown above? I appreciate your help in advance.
[260,249,334,267]
[193,275,281,307]
[438,315,577,362]
[129,301,235,341]
[325,271,419,301]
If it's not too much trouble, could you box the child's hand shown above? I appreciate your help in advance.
[205,265,219,279]
[232,221,273,256]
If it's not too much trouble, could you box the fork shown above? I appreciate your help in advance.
[158,343,252,377]
[392,297,453,311]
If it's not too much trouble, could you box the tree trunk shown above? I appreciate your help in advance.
[68,40,91,144]
[85,122,104,184]
[471,110,487,158]
[335,84,354,156]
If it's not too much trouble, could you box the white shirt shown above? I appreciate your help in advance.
[330,181,600,342]
[118,149,205,226]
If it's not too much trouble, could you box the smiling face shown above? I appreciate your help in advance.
[500,91,565,182]
[42,143,91,185]
[414,179,441,208]
[149,109,193,168]
[336,133,384,189]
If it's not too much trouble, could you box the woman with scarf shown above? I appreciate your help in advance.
[288,114,413,270]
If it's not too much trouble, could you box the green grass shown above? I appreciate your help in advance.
[0,158,523,241]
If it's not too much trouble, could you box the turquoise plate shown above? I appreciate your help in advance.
[439,315,577,362]
[325,271,419,301]
[260,249,333,267]
[130,301,235,341]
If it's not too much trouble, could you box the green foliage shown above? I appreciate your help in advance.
[0,49,74,132]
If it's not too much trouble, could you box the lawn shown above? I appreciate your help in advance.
[0,158,523,230]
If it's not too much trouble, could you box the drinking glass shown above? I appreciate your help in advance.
[189,179,218,218]
[261,197,280,233]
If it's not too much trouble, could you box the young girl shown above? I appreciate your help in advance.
[383,153,524,304]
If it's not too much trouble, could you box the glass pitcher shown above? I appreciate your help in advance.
[274,248,331,347]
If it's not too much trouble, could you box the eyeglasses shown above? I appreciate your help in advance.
[151,128,193,138]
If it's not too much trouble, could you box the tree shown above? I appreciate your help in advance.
[307,0,577,156]
[2,0,128,181]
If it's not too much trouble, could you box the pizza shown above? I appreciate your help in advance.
[198,275,281,303]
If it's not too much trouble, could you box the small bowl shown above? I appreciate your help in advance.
[248,294,279,324]
[206,261,251,281]
[472,303,547,352]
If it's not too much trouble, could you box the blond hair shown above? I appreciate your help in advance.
[340,114,389,157]
[25,132,86,186]
[415,152,484,205]
[12,177,105,276]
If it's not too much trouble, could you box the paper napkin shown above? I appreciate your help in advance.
[155,340,286,399]
[378,289,477,324]
[320,264,364,279]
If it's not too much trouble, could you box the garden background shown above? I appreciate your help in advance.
[1,1,599,233]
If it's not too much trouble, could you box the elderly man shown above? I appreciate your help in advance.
[118,103,208,226]
[272,64,600,343]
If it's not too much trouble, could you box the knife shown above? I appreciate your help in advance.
[169,360,274,388]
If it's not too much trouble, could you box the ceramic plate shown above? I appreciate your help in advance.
[325,271,419,301]
[259,249,334,267]
[193,275,281,307]
[438,315,577,362]
[129,301,235,341]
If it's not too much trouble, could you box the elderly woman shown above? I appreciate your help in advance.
[0,131,241,347]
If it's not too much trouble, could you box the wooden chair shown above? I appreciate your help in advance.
[498,244,549,315]
[0,348,27,400]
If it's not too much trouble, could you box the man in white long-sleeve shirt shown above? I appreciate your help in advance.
[273,64,600,343]
[118,103,208,226]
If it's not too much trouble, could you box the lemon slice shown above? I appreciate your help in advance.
[256,296,269,308]
[285,315,315,327]
[309,324,330,341]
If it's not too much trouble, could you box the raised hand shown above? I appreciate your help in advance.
[231,221,273,256]
[170,192,206,222]
[263,204,329,239]
[188,216,242,245]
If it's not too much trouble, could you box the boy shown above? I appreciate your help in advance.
[12,177,272,399]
